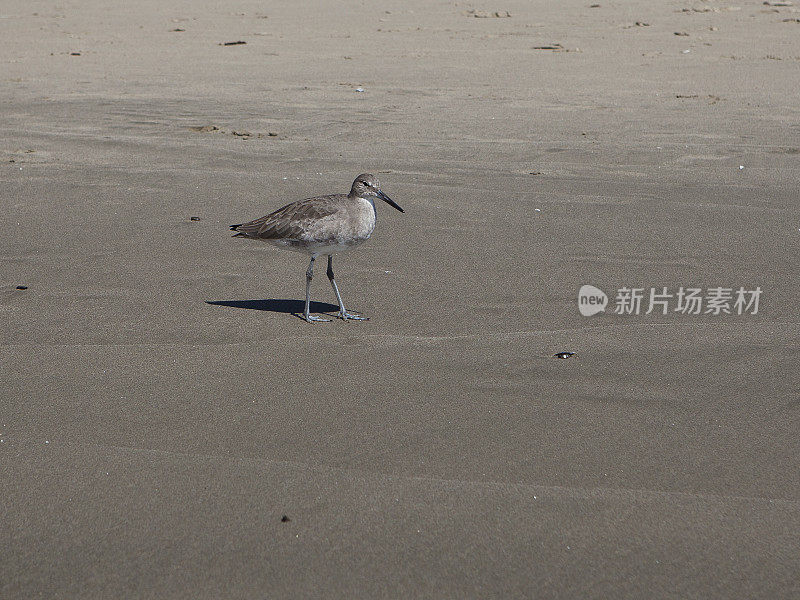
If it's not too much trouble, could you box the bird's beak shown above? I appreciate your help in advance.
[377,190,404,213]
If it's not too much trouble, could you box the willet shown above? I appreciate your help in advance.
[230,173,404,322]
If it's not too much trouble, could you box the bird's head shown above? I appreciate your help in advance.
[350,173,404,213]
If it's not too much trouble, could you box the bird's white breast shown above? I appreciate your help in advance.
[349,197,377,240]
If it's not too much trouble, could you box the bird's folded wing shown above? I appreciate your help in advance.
[234,196,342,240]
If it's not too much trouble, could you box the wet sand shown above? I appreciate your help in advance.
[2,0,800,597]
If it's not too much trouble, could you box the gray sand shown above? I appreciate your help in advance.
[2,0,800,598]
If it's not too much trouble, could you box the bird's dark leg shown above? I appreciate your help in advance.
[304,254,330,323]
[327,255,368,321]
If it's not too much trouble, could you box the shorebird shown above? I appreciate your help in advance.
[230,173,403,322]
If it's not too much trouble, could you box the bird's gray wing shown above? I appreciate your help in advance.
[231,195,343,240]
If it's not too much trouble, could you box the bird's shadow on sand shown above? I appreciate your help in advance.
[206,299,339,321]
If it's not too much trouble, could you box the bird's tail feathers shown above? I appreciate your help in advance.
[230,224,250,238]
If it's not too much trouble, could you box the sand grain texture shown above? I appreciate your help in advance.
[2,0,800,598]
